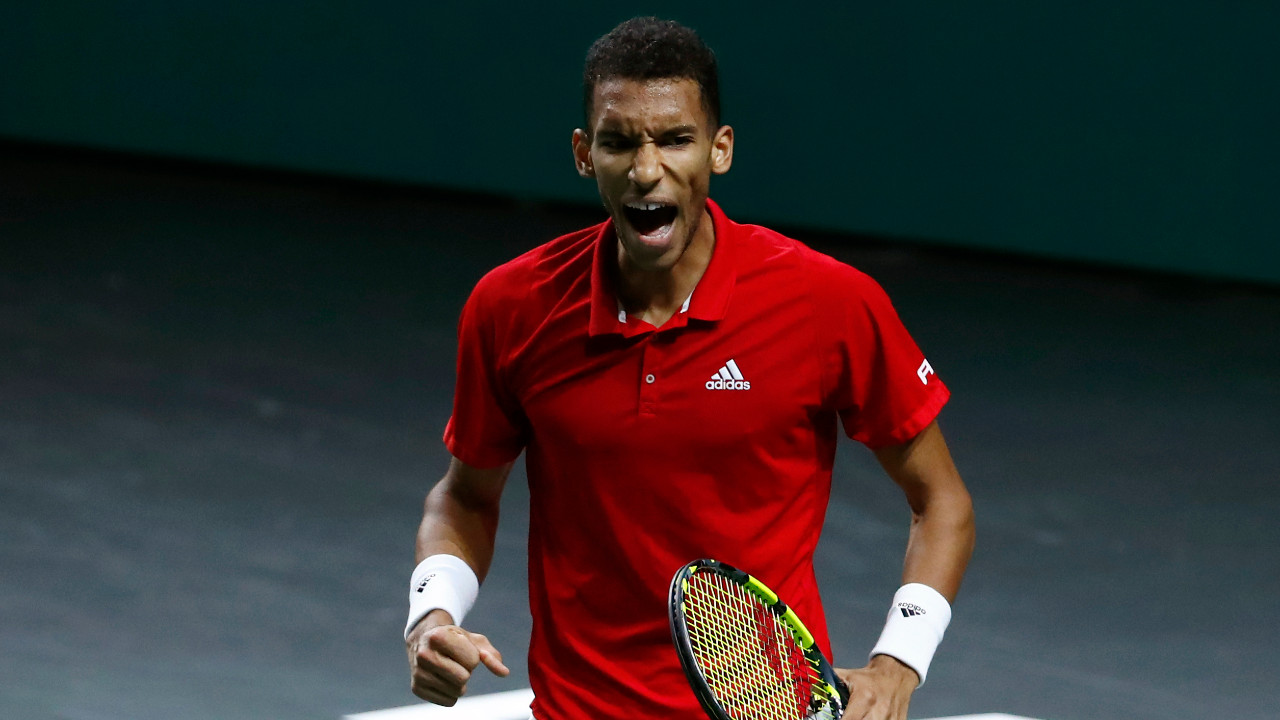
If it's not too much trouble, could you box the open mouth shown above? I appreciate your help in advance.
[622,202,678,239]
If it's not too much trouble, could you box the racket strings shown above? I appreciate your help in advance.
[682,571,836,720]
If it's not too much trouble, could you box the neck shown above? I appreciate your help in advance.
[615,207,715,327]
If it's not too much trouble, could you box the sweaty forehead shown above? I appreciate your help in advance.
[591,77,707,133]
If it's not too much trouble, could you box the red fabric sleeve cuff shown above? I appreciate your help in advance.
[860,383,951,450]
[443,420,523,469]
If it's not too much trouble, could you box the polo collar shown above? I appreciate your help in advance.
[588,198,737,337]
[614,292,691,322]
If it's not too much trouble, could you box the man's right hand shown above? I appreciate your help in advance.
[406,609,510,705]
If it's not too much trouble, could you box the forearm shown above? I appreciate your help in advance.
[415,459,511,581]
[406,458,514,702]
[900,485,974,602]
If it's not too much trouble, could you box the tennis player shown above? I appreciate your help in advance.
[404,17,974,720]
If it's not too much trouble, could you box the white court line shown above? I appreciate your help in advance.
[344,688,534,720]
[342,689,1045,720]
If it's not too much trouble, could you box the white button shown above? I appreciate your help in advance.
[645,373,655,384]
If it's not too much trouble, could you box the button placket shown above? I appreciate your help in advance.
[638,339,660,416]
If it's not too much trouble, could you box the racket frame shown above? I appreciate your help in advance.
[668,558,850,720]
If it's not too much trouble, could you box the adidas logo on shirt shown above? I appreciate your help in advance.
[706,359,751,390]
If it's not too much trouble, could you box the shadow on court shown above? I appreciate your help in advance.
[2,145,1277,720]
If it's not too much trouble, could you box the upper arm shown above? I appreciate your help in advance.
[818,262,949,449]
[872,421,974,599]
[872,421,969,516]
[434,456,514,512]
[446,268,529,468]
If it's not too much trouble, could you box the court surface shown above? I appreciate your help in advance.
[2,144,1278,719]
[344,688,1043,720]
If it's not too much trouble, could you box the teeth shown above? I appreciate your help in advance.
[626,202,668,211]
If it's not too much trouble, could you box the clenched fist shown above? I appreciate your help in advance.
[406,609,510,706]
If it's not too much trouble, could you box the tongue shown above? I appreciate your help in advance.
[624,206,678,235]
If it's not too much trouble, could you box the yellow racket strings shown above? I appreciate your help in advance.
[683,571,834,720]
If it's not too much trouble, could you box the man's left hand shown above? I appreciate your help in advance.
[834,654,918,720]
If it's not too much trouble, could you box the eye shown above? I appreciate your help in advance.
[597,135,635,151]
[668,135,695,147]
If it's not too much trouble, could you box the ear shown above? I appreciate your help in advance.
[710,125,734,175]
[572,128,595,178]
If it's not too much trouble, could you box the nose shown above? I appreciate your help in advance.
[628,142,662,188]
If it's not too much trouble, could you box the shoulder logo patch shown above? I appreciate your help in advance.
[917,359,935,385]
[706,359,751,390]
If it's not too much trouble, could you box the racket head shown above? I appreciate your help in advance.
[668,559,849,720]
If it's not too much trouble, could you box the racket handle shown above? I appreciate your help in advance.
[834,676,850,706]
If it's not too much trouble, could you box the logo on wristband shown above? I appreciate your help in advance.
[415,572,437,593]
[898,602,926,618]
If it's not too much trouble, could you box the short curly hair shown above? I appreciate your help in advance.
[582,17,721,131]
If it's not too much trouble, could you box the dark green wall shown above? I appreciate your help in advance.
[4,2,1277,283]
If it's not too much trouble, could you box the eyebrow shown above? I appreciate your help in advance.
[596,124,701,138]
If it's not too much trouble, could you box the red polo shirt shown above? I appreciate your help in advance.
[444,200,949,720]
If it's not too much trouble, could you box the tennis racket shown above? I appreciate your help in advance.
[669,559,849,720]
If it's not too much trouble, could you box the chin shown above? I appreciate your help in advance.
[620,225,690,270]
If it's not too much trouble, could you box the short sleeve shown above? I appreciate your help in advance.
[825,268,950,449]
[443,273,528,467]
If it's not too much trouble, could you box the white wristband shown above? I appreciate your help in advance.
[404,554,480,640]
[869,583,952,686]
